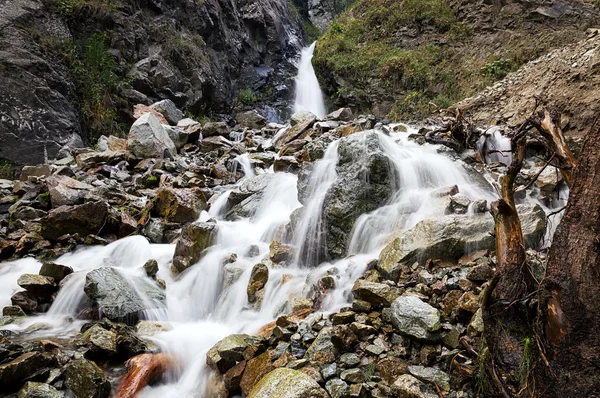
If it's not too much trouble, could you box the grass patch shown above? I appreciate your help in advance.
[238,88,261,105]
[48,0,120,19]
[0,160,14,179]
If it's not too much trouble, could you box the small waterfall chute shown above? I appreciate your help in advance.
[293,42,327,119]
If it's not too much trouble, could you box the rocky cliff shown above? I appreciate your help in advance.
[0,0,306,166]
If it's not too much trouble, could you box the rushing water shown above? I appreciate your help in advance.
[293,42,327,119]
[0,45,568,397]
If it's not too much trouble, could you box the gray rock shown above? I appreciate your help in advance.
[340,368,363,383]
[64,359,110,398]
[127,113,176,158]
[326,108,353,121]
[17,274,56,297]
[18,381,62,398]
[326,378,350,398]
[247,368,329,398]
[390,296,441,340]
[20,165,52,181]
[321,362,337,380]
[0,352,51,391]
[84,267,166,324]
[154,187,207,224]
[163,125,189,150]
[46,175,94,206]
[306,328,338,364]
[247,262,269,302]
[41,201,108,240]
[351,280,401,306]
[203,121,229,137]
[150,99,183,125]
[82,324,118,356]
[75,150,128,170]
[206,334,265,373]
[407,365,450,392]
[39,262,73,283]
[143,259,159,277]
[172,221,217,274]
[237,110,267,129]
[11,291,37,313]
[339,353,360,367]
[226,173,276,219]
[391,374,438,398]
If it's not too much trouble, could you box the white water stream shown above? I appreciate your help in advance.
[293,42,327,119]
[0,45,567,397]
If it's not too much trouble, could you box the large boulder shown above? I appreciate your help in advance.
[322,131,394,260]
[84,267,166,324]
[17,274,56,297]
[392,374,438,398]
[389,296,441,340]
[41,201,108,240]
[64,359,111,398]
[46,175,94,206]
[171,221,218,274]
[154,187,207,224]
[237,110,267,129]
[75,150,128,170]
[127,113,176,158]
[248,368,329,398]
[150,99,183,125]
[378,204,546,274]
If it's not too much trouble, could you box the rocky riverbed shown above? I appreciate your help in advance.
[0,98,565,397]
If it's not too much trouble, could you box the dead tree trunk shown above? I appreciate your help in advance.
[116,353,174,398]
[535,115,600,396]
[483,131,537,397]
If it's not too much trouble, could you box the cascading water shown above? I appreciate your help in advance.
[293,42,327,119]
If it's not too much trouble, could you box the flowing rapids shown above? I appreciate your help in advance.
[293,42,327,119]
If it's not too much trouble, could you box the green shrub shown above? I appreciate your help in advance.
[449,22,473,41]
[481,58,512,79]
[0,160,14,179]
[238,88,258,105]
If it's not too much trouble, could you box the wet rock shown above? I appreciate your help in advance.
[0,352,51,391]
[247,263,269,303]
[84,267,166,324]
[326,378,349,398]
[389,296,441,340]
[269,241,294,263]
[240,351,274,395]
[143,259,159,277]
[199,135,233,153]
[377,357,408,384]
[150,99,183,125]
[466,263,494,281]
[127,113,176,159]
[39,262,73,283]
[340,353,360,367]
[391,374,438,398]
[116,326,148,357]
[273,156,299,173]
[237,110,267,129]
[273,112,317,149]
[341,368,363,384]
[3,306,26,317]
[41,202,108,241]
[306,328,338,363]
[154,187,207,224]
[468,309,484,336]
[11,291,37,313]
[18,381,62,398]
[351,280,401,306]
[17,274,56,297]
[327,108,353,121]
[64,359,110,398]
[248,368,329,398]
[81,324,118,356]
[226,173,275,219]
[46,175,93,206]
[407,366,450,392]
[172,221,217,274]
[207,334,265,373]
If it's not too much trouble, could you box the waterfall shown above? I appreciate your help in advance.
[293,42,327,119]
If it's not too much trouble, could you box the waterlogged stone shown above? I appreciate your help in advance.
[0,352,51,391]
[390,296,441,340]
[248,368,329,398]
[39,262,73,283]
[17,274,56,297]
[82,324,117,355]
[171,221,216,274]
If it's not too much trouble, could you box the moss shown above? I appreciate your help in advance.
[143,175,159,188]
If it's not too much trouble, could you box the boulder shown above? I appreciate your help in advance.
[19,165,52,181]
[11,291,37,313]
[226,173,276,220]
[150,99,183,125]
[41,202,108,240]
[127,113,176,158]
[391,374,438,398]
[389,296,441,340]
[75,150,128,170]
[248,368,329,398]
[177,118,202,143]
[378,204,546,268]
[18,382,62,398]
[133,104,169,124]
[171,221,217,274]
[237,110,267,129]
[163,125,189,150]
[269,241,294,263]
[64,359,111,398]
[154,187,207,224]
[84,267,166,324]
[203,121,229,137]
[240,351,274,395]
[247,263,269,303]
[273,112,317,149]
[39,262,73,283]
[0,352,51,391]
[81,324,118,356]
[96,135,128,151]
[305,328,338,363]
[407,366,450,392]
[198,136,233,153]
[351,280,401,306]
[17,274,56,297]
[323,131,394,260]
[326,108,353,121]
[206,334,265,373]
[46,175,94,206]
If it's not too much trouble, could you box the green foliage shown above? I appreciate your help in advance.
[238,88,259,105]
[520,336,534,383]
[0,159,14,179]
[63,33,129,141]
[51,0,119,18]
[481,58,512,79]
[143,175,159,188]
[363,361,377,382]
[303,20,322,42]
[449,22,473,41]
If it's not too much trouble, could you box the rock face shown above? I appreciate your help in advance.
[389,296,441,340]
[378,204,546,273]
[83,267,166,324]
[322,131,393,259]
[127,113,177,159]
[248,368,329,398]
[41,201,108,240]
[171,221,218,274]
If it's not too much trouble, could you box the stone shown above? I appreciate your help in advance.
[377,357,408,384]
[163,125,189,150]
[341,368,363,384]
[352,299,372,312]
[18,382,62,398]
[269,241,294,263]
[247,263,269,303]
[17,274,56,297]
[351,280,401,306]
[172,221,217,274]
[407,365,450,392]
[365,344,385,356]
[3,306,26,317]
[389,296,441,340]
[82,324,118,356]
[207,334,265,373]
[391,374,438,398]
[468,309,484,336]
[321,363,337,380]
[273,112,317,149]
[224,360,246,392]
[41,202,108,241]
[127,113,176,158]
[46,175,94,206]
[20,165,52,181]
[273,156,300,173]
[136,321,173,336]
[326,378,350,398]
[143,259,159,277]
[39,262,73,283]
[203,121,229,137]
[332,311,355,325]
[247,368,329,398]
[11,291,37,313]
[466,263,494,281]
[150,99,183,125]
[84,267,166,324]
[306,328,338,364]
[96,135,128,151]
[155,187,207,224]
[133,104,169,124]
[0,352,51,391]
[237,110,267,129]
[75,150,128,170]
[340,353,360,367]
[457,292,480,318]
[64,359,111,398]
[199,135,233,153]
[447,194,471,214]
[327,108,353,121]
[240,351,274,395]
